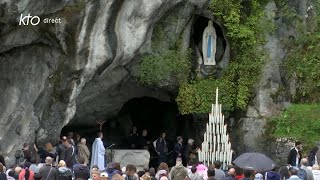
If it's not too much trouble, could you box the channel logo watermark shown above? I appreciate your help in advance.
[19,13,62,26]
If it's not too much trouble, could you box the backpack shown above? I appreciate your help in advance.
[58,168,72,180]
[14,149,24,160]
[297,168,307,180]
[171,166,188,180]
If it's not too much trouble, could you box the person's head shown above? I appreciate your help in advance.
[114,163,121,171]
[45,142,53,152]
[176,157,183,166]
[23,162,31,180]
[158,162,169,172]
[244,170,252,178]
[45,157,53,165]
[160,132,166,139]
[177,136,183,143]
[126,164,137,176]
[112,174,125,180]
[141,174,151,180]
[301,158,308,166]
[97,132,103,139]
[295,141,302,149]
[142,129,148,136]
[311,147,319,154]
[23,143,29,149]
[0,163,4,173]
[30,157,37,164]
[228,168,236,176]
[149,168,156,177]
[137,171,145,178]
[68,132,74,139]
[191,166,197,174]
[80,138,87,145]
[101,172,108,180]
[279,166,290,179]
[207,168,215,177]
[188,139,194,145]
[92,170,101,180]
[213,161,222,169]
[160,177,168,180]
[8,170,15,177]
[92,165,99,171]
[132,127,137,133]
[313,164,320,170]
[289,167,298,176]
[15,166,22,174]
[78,156,85,164]
[144,167,149,173]
[75,133,81,140]
[58,160,67,167]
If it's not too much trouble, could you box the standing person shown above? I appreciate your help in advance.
[29,158,40,174]
[57,136,67,162]
[288,142,303,168]
[138,129,151,150]
[189,166,204,180]
[91,132,106,170]
[155,133,167,164]
[186,139,198,165]
[128,127,139,149]
[288,168,302,180]
[301,158,314,180]
[22,143,32,163]
[207,168,216,180]
[57,160,73,180]
[64,139,77,169]
[74,157,90,180]
[39,157,59,180]
[67,132,75,146]
[224,168,237,180]
[34,142,56,163]
[19,162,35,180]
[279,166,290,180]
[173,136,183,162]
[308,147,319,167]
[125,164,138,180]
[242,170,252,180]
[78,138,90,165]
[0,163,7,180]
[169,157,188,180]
[213,161,226,180]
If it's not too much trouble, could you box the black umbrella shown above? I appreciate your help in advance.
[233,152,276,171]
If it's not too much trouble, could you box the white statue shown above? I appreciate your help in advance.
[202,20,217,65]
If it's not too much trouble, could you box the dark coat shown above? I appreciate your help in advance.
[308,151,317,166]
[224,175,237,180]
[64,145,77,169]
[56,144,67,162]
[173,143,183,160]
[73,164,90,180]
[156,138,166,154]
[287,148,301,166]
[38,148,55,163]
[0,173,7,180]
[39,164,59,180]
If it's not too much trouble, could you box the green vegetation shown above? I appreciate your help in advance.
[282,3,320,103]
[270,104,320,149]
[137,19,192,86]
[177,0,268,114]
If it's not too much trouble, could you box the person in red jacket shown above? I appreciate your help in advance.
[19,162,35,180]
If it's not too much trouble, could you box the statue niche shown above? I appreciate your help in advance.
[202,20,217,66]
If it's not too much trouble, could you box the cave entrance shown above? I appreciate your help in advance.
[61,96,196,149]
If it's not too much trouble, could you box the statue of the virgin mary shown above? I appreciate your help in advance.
[202,20,217,65]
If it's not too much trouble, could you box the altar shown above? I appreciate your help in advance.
[106,149,150,171]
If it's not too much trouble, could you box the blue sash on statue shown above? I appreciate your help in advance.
[207,35,212,58]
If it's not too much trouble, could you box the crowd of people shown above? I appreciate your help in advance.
[1,131,320,180]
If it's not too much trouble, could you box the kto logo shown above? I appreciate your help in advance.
[19,14,40,26]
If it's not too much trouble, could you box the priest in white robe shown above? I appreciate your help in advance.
[90,132,105,170]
